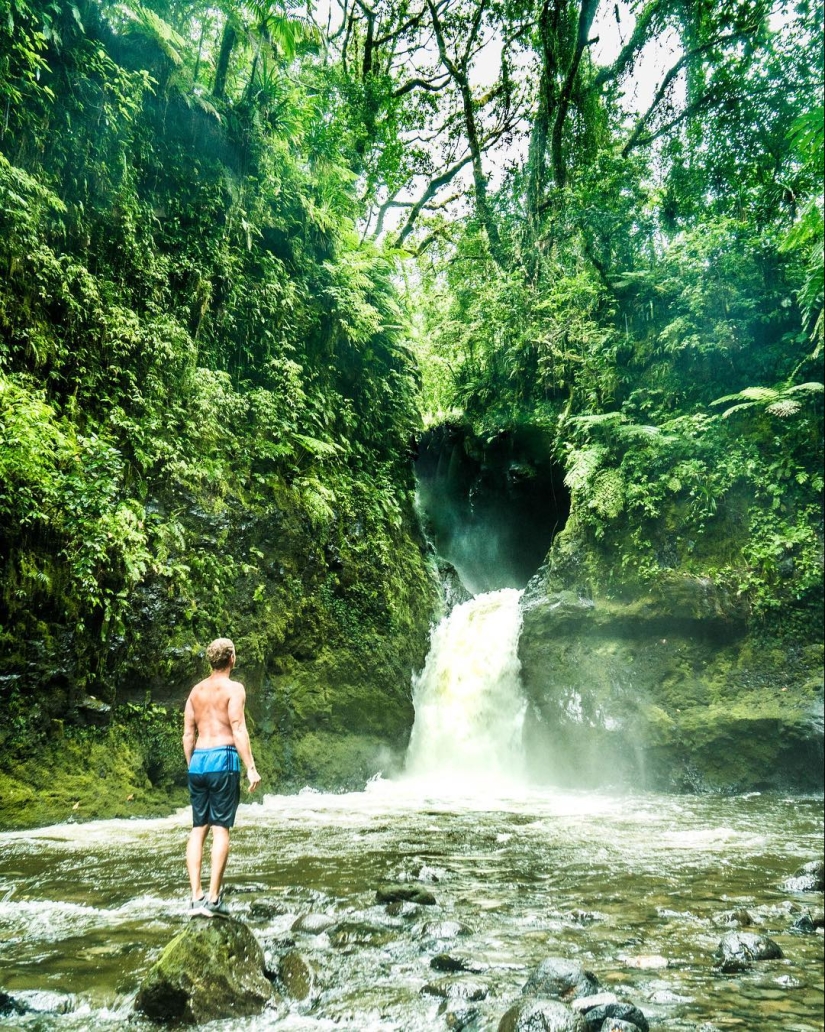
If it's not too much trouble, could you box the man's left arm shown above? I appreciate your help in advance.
[182,696,197,765]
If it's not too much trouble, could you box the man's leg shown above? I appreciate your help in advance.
[208,825,230,901]
[186,825,210,900]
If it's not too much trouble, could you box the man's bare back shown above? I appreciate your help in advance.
[185,671,245,750]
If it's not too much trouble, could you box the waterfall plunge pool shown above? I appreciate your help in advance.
[0,785,822,1030]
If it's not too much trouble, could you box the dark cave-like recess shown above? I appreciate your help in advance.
[415,423,571,594]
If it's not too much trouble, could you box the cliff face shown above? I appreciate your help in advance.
[519,543,824,794]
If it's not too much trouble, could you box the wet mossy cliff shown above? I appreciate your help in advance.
[0,2,438,829]
[516,454,824,795]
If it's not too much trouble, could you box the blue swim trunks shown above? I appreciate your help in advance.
[188,746,241,828]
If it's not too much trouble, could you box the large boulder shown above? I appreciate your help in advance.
[712,931,783,973]
[134,918,272,1023]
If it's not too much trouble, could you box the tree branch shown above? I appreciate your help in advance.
[393,74,451,97]
[392,152,474,246]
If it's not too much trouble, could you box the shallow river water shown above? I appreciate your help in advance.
[0,784,822,1031]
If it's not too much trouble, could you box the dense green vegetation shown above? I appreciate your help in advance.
[0,0,438,824]
[0,0,822,821]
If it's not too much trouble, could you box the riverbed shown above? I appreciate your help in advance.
[0,784,822,1030]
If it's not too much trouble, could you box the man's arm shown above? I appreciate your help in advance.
[228,684,261,793]
[182,696,197,765]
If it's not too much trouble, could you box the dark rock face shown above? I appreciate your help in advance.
[599,1021,644,1032]
[519,573,825,793]
[580,1001,649,1031]
[134,918,272,1023]
[375,884,437,906]
[712,931,784,972]
[499,999,587,1032]
[522,957,600,1001]
[783,859,824,892]
[0,990,27,1016]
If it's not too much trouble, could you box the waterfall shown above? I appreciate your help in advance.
[404,588,527,791]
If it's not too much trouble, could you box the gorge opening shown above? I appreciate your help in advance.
[414,422,570,595]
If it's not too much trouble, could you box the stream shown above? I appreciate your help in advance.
[1,591,822,1029]
[0,788,822,1029]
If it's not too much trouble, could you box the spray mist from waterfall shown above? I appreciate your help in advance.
[404,588,527,792]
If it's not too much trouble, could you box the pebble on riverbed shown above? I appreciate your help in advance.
[421,919,473,939]
[712,930,784,973]
[438,998,481,1030]
[713,908,754,927]
[622,955,668,969]
[522,956,601,1000]
[291,912,337,934]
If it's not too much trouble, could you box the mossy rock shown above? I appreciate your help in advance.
[134,918,272,1023]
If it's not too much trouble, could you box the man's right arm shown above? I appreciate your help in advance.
[228,684,261,793]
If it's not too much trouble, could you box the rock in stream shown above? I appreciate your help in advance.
[134,918,272,1023]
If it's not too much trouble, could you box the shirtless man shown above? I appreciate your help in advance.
[183,637,261,917]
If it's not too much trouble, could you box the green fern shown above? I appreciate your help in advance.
[711,382,823,419]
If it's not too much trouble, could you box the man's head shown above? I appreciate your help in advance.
[206,638,236,671]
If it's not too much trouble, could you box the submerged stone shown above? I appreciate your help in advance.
[133,918,271,1023]
[421,978,488,1001]
[431,953,484,973]
[782,859,824,893]
[712,931,784,972]
[422,919,473,939]
[0,990,28,1016]
[522,957,600,1000]
[376,883,437,905]
[439,998,481,1030]
[329,921,398,948]
[277,950,314,1000]
[499,998,586,1032]
[10,990,73,1014]
[714,908,754,927]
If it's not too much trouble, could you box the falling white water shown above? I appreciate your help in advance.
[404,588,527,791]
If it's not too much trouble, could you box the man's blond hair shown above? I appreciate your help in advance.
[206,638,235,670]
